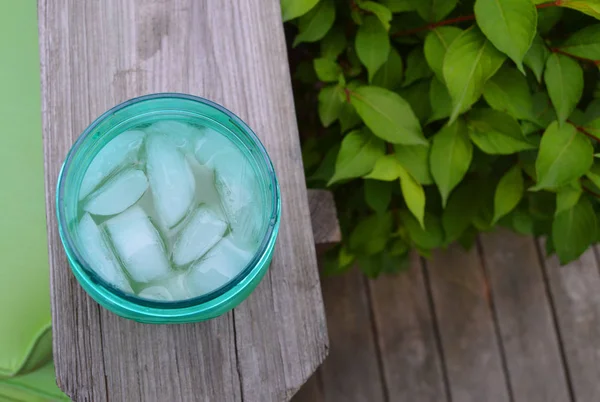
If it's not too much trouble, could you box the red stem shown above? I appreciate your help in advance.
[550,47,599,64]
[393,1,561,37]
[343,87,351,103]
[582,184,600,199]
[568,120,600,142]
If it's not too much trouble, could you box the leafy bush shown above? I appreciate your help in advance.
[283,0,600,275]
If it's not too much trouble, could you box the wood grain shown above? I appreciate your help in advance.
[38,1,328,401]
[308,189,341,253]
[479,231,570,402]
[426,245,510,402]
[368,254,448,402]
[543,245,600,402]
[318,269,386,402]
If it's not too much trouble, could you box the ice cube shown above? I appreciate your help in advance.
[146,134,196,228]
[212,151,263,246]
[138,286,172,301]
[185,155,223,212]
[185,269,230,297]
[171,206,228,266]
[193,237,253,277]
[194,129,234,166]
[137,274,189,301]
[185,237,253,297]
[79,130,145,200]
[84,169,148,216]
[105,206,171,283]
[78,213,133,293]
[146,120,204,152]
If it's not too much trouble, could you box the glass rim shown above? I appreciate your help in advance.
[56,92,281,312]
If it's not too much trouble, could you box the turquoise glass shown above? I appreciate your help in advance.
[56,93,281,324]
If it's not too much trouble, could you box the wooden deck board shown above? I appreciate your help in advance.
[368,254,447,402]
[318,270,386,402]
[419,246,510,402]
[295,234,600,401]
[543,246,600,402]
[39,1,328,400]
[480,231,571,402]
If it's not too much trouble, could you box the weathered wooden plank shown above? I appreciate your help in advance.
[291,372,324,402]
[542,245,600,402]
[479,231,571,402]
[318,269,386,402]
[368,254,448,402]
[38,1,327,401]
[426,245,510,402]
[308,189,341,253]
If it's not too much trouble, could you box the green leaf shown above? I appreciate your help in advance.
[474,0,537,73]
[293,0,336,46]
[430,119,473,206]
[586,160,600,188]
[493,166,524,224]
[584,99,600,124]
[339,102,361,132]
[531,91,557,127]
[468,109,536,154]
[533,121,593,190]
[404,47,433,87]
[364,180,393,213]
[358,1,393,31]
[372,48,404,90]
[320,27,347,60]
[556,182,582,216]
[381,0,416,12]
[309,144,339,182]
[544,53,584,125]
[318,85,344,127]
[424,27,463,82]
[552,197,597,264]
[537,6,563,35]
[398,165,426,227]
[328,129,385,185]
[559,0,600,20]
[443,28,506,124]
[524,34,550,83]
[314,58,342,82]
[400,210,445,249]
[582,117,600,140]
[509,208,535,235]
[413,0,458,22]
[338,246,355,269]
[397,80,432,123]
[350,213,392,255]
[394,144,433,185]
[281,0,319,21]
[355,16,390,81]
[483,65,534,121]
[559,24,600,60]
[364,155,402,180]
[443,178,483,243]
[350,86,427,145]
[428,77,453,122]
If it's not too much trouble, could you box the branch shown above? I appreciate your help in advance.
[582,184,600,199]
[392,1,561,37]
[550,47,600,64]
[568,120,600,142]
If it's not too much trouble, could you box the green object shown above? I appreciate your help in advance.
[0,361,69,402]
[57,94,281,323]
[0,0,53,379]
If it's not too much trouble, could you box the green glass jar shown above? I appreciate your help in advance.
[57,93,281,324]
